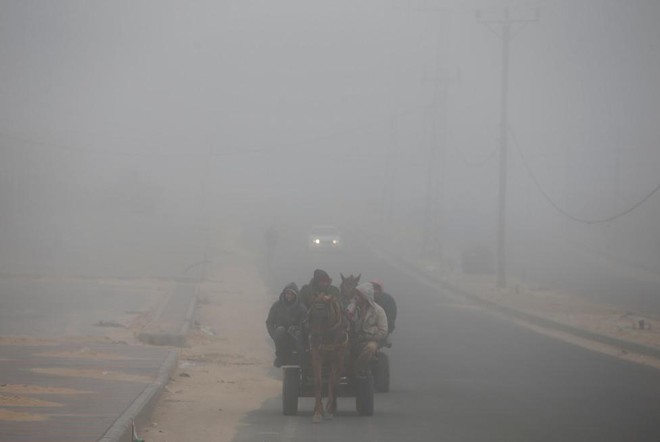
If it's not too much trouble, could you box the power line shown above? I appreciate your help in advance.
[509,125,660,224]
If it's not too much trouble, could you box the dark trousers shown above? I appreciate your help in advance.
[272,326,304,363]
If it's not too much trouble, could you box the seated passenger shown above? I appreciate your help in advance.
[300,269,340,309]
[370,279,397,346]
[266,283,307,367]
[351,282,388,375]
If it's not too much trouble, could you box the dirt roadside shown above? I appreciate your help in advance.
[137,249,280,442]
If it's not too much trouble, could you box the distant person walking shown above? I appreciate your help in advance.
[264,224,279,266]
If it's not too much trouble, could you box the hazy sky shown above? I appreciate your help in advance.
[1,0,658,268]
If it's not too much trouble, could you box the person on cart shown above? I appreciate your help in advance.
[351,282,388,375]
[266,283,307,367]
[370,279,397,347]
[300,269,340,309]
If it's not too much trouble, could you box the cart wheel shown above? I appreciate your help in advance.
[355,372,374,416]
[373,353,390,393]
[282,366,300,415]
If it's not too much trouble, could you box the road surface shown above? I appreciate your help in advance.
[234,231,660,441]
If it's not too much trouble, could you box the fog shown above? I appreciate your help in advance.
[1,0,659,284]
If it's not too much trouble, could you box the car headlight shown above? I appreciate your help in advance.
[314,238,320,244]
[332,239,338,244]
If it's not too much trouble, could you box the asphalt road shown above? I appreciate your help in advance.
[0,232,187,441]
[0,278,160,336]
[234,233,660,442]
[0,217,208,336]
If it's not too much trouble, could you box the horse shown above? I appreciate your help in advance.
[307,291,350,422]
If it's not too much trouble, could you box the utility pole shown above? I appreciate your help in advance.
[421,70,443,258]
[395,1,452,258]
[477,7,538,289]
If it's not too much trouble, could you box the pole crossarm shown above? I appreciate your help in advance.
[477,9,539,37]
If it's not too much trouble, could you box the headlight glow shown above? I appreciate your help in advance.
[332,239,338,244]
[314,238,320,244]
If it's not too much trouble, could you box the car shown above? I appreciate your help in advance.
[307,225,342,251]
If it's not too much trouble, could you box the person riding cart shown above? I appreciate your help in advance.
[370,279,397,347]
[266,283,307,367]
[281,280,378,417]
[351,282,388,375]
[300,269,340,309]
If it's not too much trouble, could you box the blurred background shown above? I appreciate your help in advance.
[0,0,658,285]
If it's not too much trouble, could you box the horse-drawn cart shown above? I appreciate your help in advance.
[283,275,388,421]
[282,359,374,416]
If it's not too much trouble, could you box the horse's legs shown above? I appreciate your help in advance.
[326,350,345,418]
[326,362,337,418]
[312,349,324,423]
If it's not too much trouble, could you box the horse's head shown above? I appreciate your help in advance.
[340,273,361,301]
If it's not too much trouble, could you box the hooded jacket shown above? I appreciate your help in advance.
[265,283,307,338]
[299,269,340,309]
[354,282,388,342]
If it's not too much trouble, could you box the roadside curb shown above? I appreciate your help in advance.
[401,257,660,360]
[356,229,660,361]
[138,284,199,347]
[101,283,200,441]
[99,349,178,442]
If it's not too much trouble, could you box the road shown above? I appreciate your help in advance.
[0,216,209,337]
[235,231,660,441]
[0,220,202,442]
[0,278,161,336]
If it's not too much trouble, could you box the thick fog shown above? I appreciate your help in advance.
[0,0,659,282]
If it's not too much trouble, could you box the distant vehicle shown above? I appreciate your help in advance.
[308,225,342,251]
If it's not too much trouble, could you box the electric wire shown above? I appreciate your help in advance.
[509,125,660,224]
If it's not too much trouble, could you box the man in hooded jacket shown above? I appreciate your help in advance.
[299,269,340,309]
[266,282,307,367]
[351,282,388,374]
